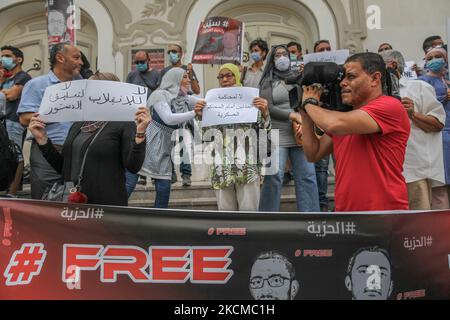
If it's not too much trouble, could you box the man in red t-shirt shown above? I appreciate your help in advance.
[298,52,411,212]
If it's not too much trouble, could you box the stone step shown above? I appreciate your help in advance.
[129,177,336,212]
[129,179,334,201]
[5,177,336,212]
[129,193,335,212]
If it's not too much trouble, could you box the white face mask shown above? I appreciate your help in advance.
[275,56,290,71]
[179,86,189,96]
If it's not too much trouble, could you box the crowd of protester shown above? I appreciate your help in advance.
[0,32,449,213]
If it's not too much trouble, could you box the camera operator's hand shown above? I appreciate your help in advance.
[289,112,302,125]
[401,97,415,119]
[253,97,269,119]
[302,85,323,103]
[293,120,303,139]
[299,63,305,73]
[195,100,207,120]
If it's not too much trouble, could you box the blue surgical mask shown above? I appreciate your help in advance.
[427,58,446,73]
[251,52,262,62]
[169,52,180,64]
[1,57,16,71]
[136,62,148,73]
[290,54,298,62]
[275,56,290,72]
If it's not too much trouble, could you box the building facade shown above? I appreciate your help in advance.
[0,0,449,93]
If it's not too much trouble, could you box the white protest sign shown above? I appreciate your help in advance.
[39,80,147,122]
[202,87,259,127]
[303,49,350,65]
[403,61,418,80]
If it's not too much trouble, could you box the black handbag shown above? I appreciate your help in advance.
[41,181,77,202]
[42,124,106,202]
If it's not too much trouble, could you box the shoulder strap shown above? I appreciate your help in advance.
[77,123,107,186]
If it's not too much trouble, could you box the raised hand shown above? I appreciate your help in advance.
[194,100,207,120]
[135,106,152,135]
[253,97,269,119]
[28,113,48,145]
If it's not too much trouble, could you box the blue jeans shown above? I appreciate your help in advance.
[125,170,139,198]
[315,155,330,209]
[154,179,171,208]
[259,147,320,212]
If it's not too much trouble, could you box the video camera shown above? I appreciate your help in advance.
[286,62,352,112]
[286,61,400,113]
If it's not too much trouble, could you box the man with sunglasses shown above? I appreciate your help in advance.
[158,44,200,95]
[249,251,299,300]
[126,50,160,99]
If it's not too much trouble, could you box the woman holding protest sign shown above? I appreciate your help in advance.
[28,72,151,206]
[194,63,271,212]
[258,45,320,213]
[141,67,201,208]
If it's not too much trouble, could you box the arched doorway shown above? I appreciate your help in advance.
[199,0,326,92]
[0,1,98,77]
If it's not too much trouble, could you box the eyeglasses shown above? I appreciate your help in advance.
[167,50,180,55]
[249,275,291,289]
[134,60,147,65]
[217,73,235,80]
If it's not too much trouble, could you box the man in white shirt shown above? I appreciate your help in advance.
[381,50,446,210]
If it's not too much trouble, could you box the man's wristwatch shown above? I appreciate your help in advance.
[301,98,320,113]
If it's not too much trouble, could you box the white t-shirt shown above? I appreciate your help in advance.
[399,77,446,185]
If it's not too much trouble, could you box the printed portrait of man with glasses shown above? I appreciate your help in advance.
[249,251,299,300]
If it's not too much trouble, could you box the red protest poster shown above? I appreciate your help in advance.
[192,16,244,65]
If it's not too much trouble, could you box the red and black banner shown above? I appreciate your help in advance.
[0,199,449,300]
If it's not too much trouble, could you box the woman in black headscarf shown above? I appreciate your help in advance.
[258,45,320,213]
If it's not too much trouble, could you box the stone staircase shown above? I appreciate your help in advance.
[7,179,335,212]
[129,177,335,212]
